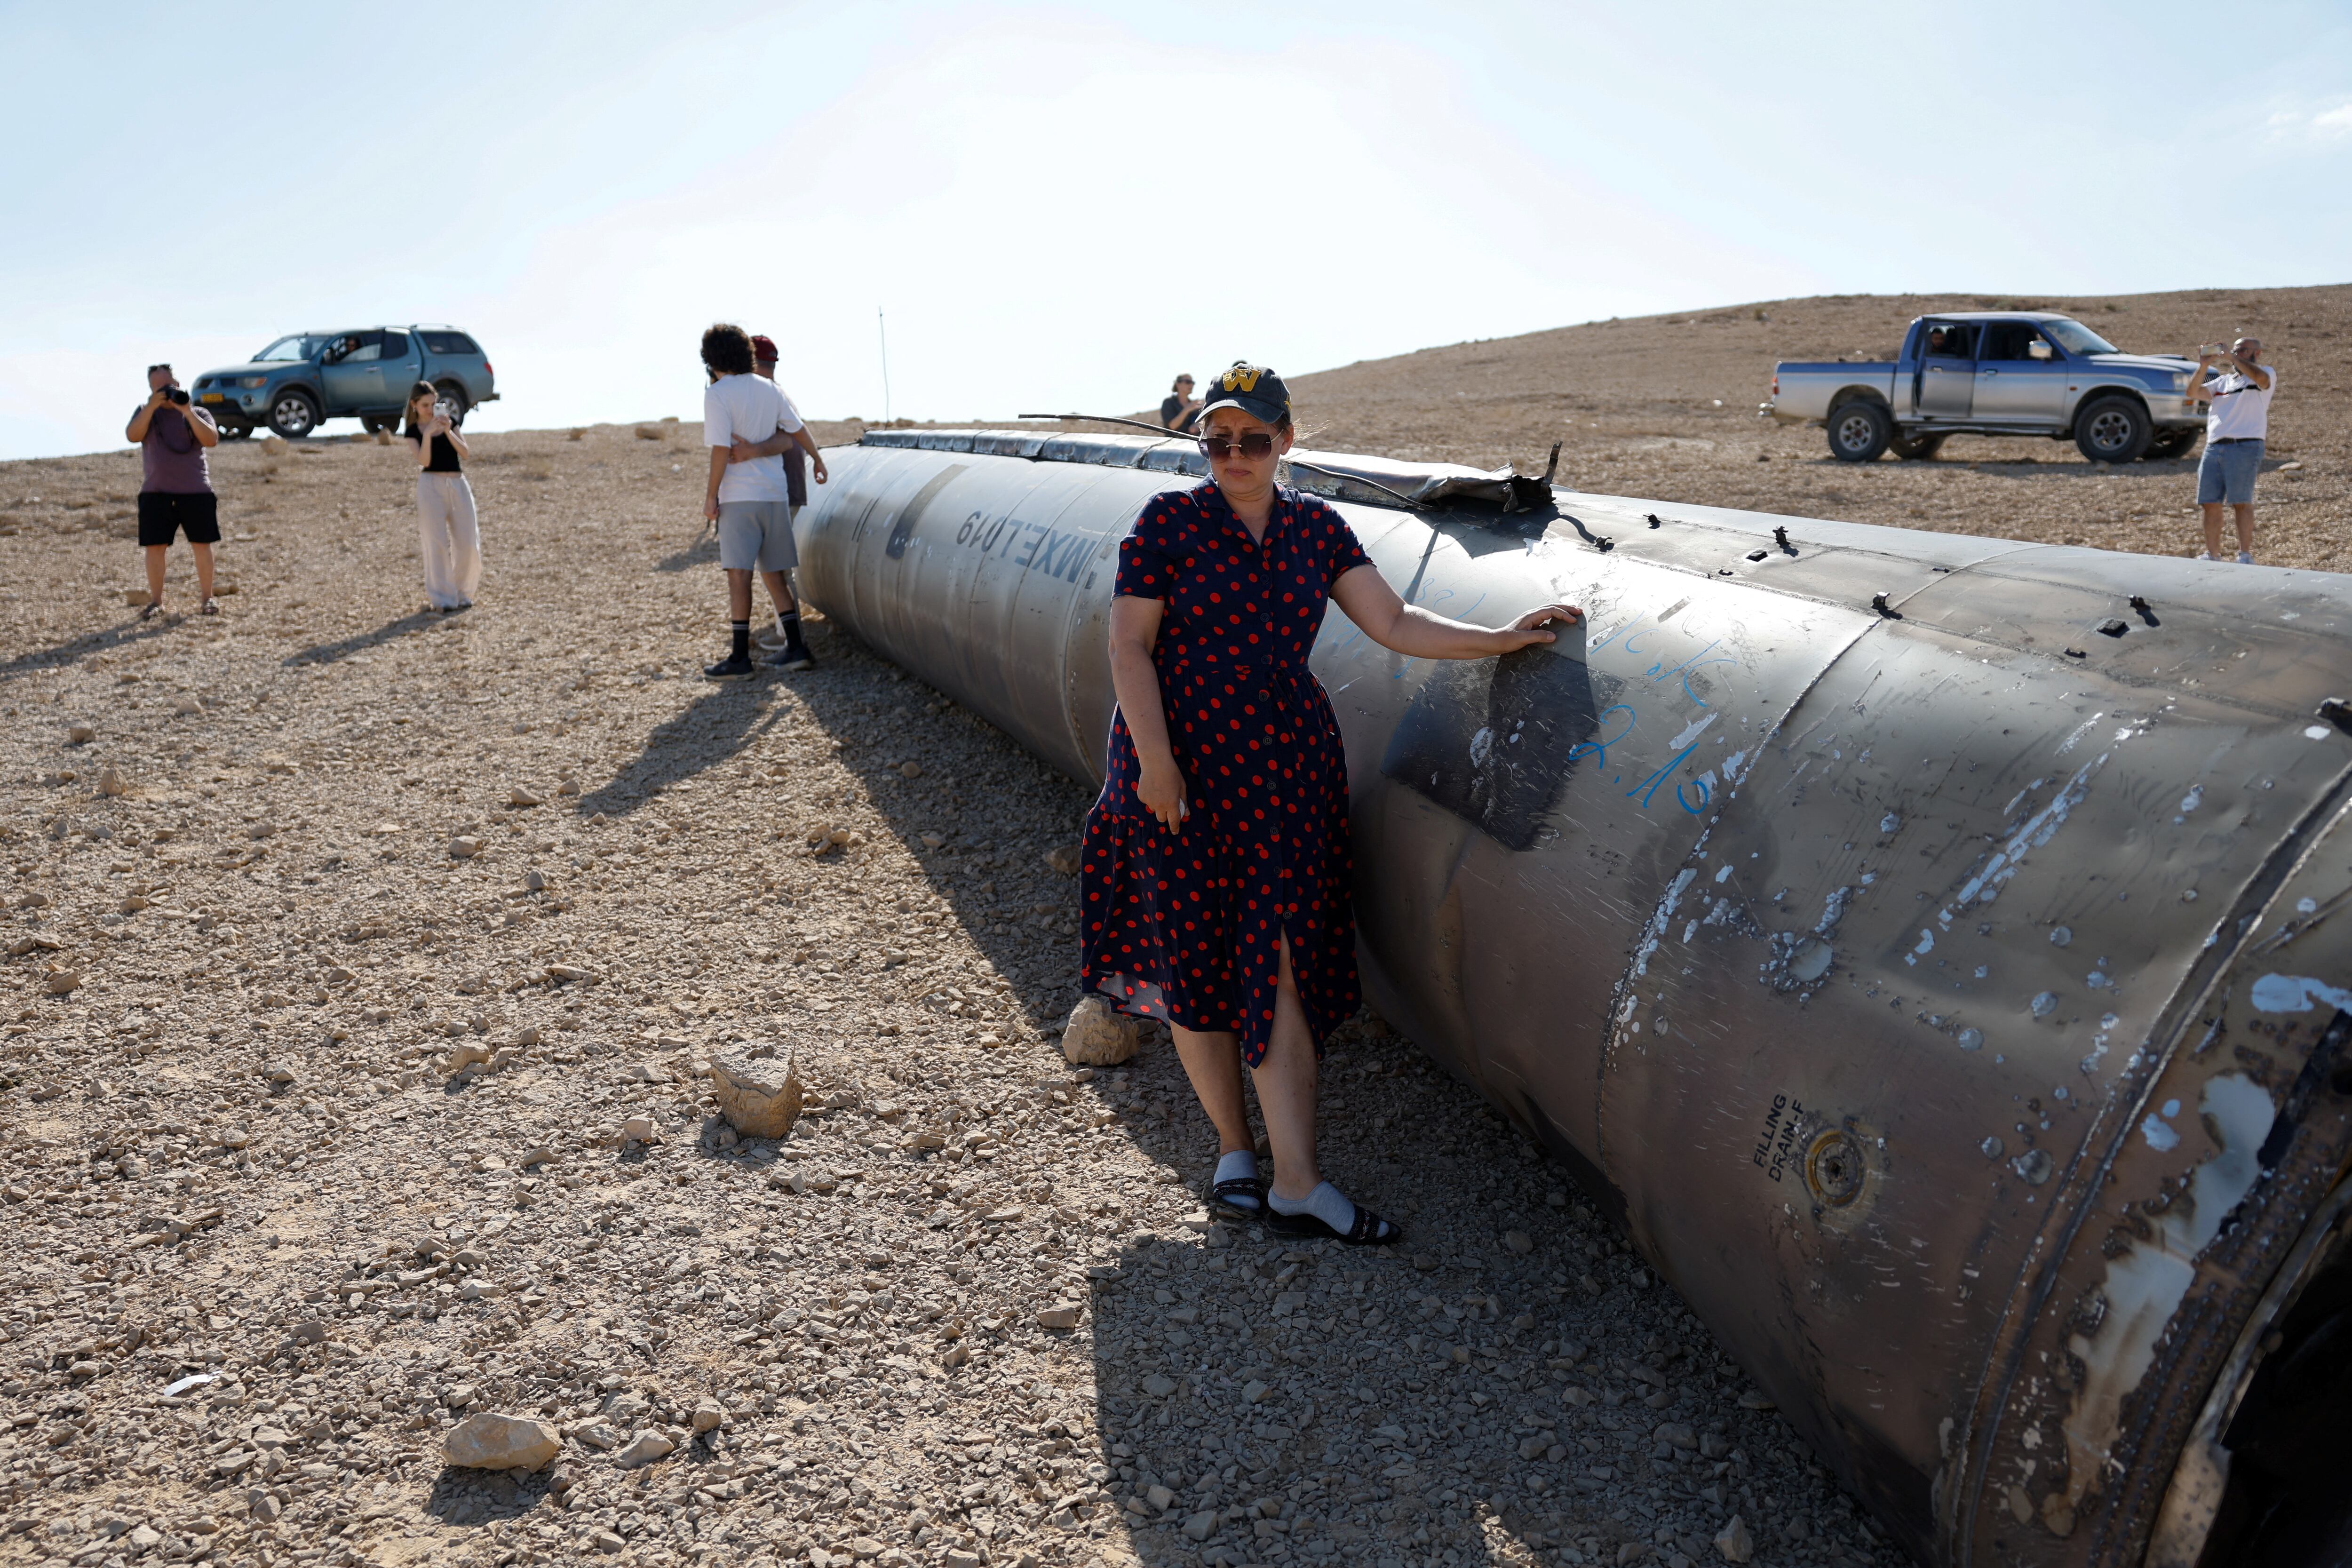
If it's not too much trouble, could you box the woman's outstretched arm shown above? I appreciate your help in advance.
[1330,564,1580,661]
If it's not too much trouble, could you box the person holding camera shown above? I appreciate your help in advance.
[124,363,220,620]
[402,381,479,611]
[2185,337,2276,564]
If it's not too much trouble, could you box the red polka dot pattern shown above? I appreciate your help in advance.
[1080,481,1372,1066]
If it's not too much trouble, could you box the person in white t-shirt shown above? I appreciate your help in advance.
[699,323,811,677]
[2184,336,2276,564]
[720,332,830,668]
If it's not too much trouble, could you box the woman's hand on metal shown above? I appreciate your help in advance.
[1491,602,1584,653]
[1136,753,1190,836]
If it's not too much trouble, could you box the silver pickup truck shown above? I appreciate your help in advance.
[1760,311,2203,463]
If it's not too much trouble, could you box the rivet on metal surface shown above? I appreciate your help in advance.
[1746,549,1769,563]
[1870,591,1898,618]
[1805,1130,1866,1207]
[1645,513,1663,529]
[2319,698,2352,737]
[2064,646,2088,659]
[2098,619,2130,638]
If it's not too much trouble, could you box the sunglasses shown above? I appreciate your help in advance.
[1199,431,1276,461]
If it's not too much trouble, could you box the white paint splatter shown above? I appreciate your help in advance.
[2063,1075,2275,1512]
[1670,712,1718,749]
[1913,930,1935,955]
[2177,786,2204,814]
[1713,865,1733,884]
[2139,1115,2179,1152]
[2250,973,2352,1013]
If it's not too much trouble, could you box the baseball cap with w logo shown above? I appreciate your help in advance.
[1197,360,1291,427]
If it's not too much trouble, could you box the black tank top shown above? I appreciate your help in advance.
[406,425,462,474]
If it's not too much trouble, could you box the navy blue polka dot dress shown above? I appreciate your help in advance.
[1080,481,1371,1066]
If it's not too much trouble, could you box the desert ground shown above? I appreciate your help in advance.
[0,284,2342,1568]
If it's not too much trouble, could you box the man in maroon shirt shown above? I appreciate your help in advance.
[123,363,221,619]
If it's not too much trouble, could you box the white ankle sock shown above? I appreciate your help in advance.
[1269,1180,1356,1234]
[1213,1150,1261,1208]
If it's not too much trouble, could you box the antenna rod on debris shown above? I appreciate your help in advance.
[877,308,892,425]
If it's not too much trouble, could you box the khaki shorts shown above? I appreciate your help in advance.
[717,501,798,573]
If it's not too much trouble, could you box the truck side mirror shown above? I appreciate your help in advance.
[2028,341,2052,361]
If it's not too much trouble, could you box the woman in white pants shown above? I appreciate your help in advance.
[403,381,480,611]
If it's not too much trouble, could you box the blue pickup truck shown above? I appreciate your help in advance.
[191,325,499,439]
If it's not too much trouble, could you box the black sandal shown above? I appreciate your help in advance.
[1205,1175,1268,1223]
[138,602,160,622]
[1266,1195,1404,1247]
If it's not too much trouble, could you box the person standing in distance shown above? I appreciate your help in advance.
[1160,373,1201,433]
[124,363,220,620]
[402,382,479,612]
[700,324,803,677]
[718,333,827,670]
[1081,361,1581,1243]
[2185,336,2276,564]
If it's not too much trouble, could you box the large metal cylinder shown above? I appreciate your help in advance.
[800,429,2352,1568]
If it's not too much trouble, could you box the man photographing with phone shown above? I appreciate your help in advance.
[2185,337,2276,564]
[123,362,221,619]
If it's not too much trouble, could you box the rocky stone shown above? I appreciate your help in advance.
[622,1115,657,1142]
[44,971,80,995]
[591,1528,627,1553]
[444,1413,560,1472]
[508,786,545,807]
[613,1430,674,1468]
[1036,1303,1082,1330]
[1713,1516,1753,1563]
[1044,844,1081,875]
[691,1398,724,1433]
[1142,1374,1177,1398]
[710,1051,805,1138]
[1060,994,1140,1067]
[1146,1484,1175,1512]
[449,836,484,859]
[96,765,127,796]
[1655,1422,1697,1449]
[1503,1229,1534,1255]
[66,725,95,745]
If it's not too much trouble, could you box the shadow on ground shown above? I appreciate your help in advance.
[284,610,462,668]
[572,676,794,819]
[656,536,723,573]
[0,614,180,682]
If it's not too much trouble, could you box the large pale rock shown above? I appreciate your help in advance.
[1061,995,1141,1067]
[1714,1516,1754,1563]
[444,1413,560,1472]
[710,1052,804,1138]
[613,1430,674,1469]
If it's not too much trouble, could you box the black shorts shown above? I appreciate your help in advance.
[137,492,220,548]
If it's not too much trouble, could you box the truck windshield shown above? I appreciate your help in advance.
[254,335,325,362]
[2041,319,2120,357]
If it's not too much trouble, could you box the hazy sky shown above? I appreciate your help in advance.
[4,0,2348,460]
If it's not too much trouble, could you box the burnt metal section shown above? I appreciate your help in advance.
[806,431,2352,1568]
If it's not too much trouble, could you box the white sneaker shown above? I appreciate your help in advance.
[2194,550,2214,560]
[2236,551,2254,564]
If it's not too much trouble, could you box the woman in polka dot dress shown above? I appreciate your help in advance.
[1080,363,1581,1244]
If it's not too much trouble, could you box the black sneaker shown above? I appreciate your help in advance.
[765,642,816,671]
[704,653,756,679]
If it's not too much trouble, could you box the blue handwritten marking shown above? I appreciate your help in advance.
[1676,776,1712,814]
[1627,743,1700,809]
[1567,705,1635,770]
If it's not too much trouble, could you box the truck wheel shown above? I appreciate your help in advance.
[433,382,470,423]
[1827,401,1891,462]
[1889,432,1948,461]
[2145,428,2201,461]
[268,389,320,439]
[2074,397,2151,464]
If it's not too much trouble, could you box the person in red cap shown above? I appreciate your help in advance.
[719,332,828,669]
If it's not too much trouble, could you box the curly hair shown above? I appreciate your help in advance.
[701,323,755,377]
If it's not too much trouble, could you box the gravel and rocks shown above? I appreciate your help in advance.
[12,283,2295,1567]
